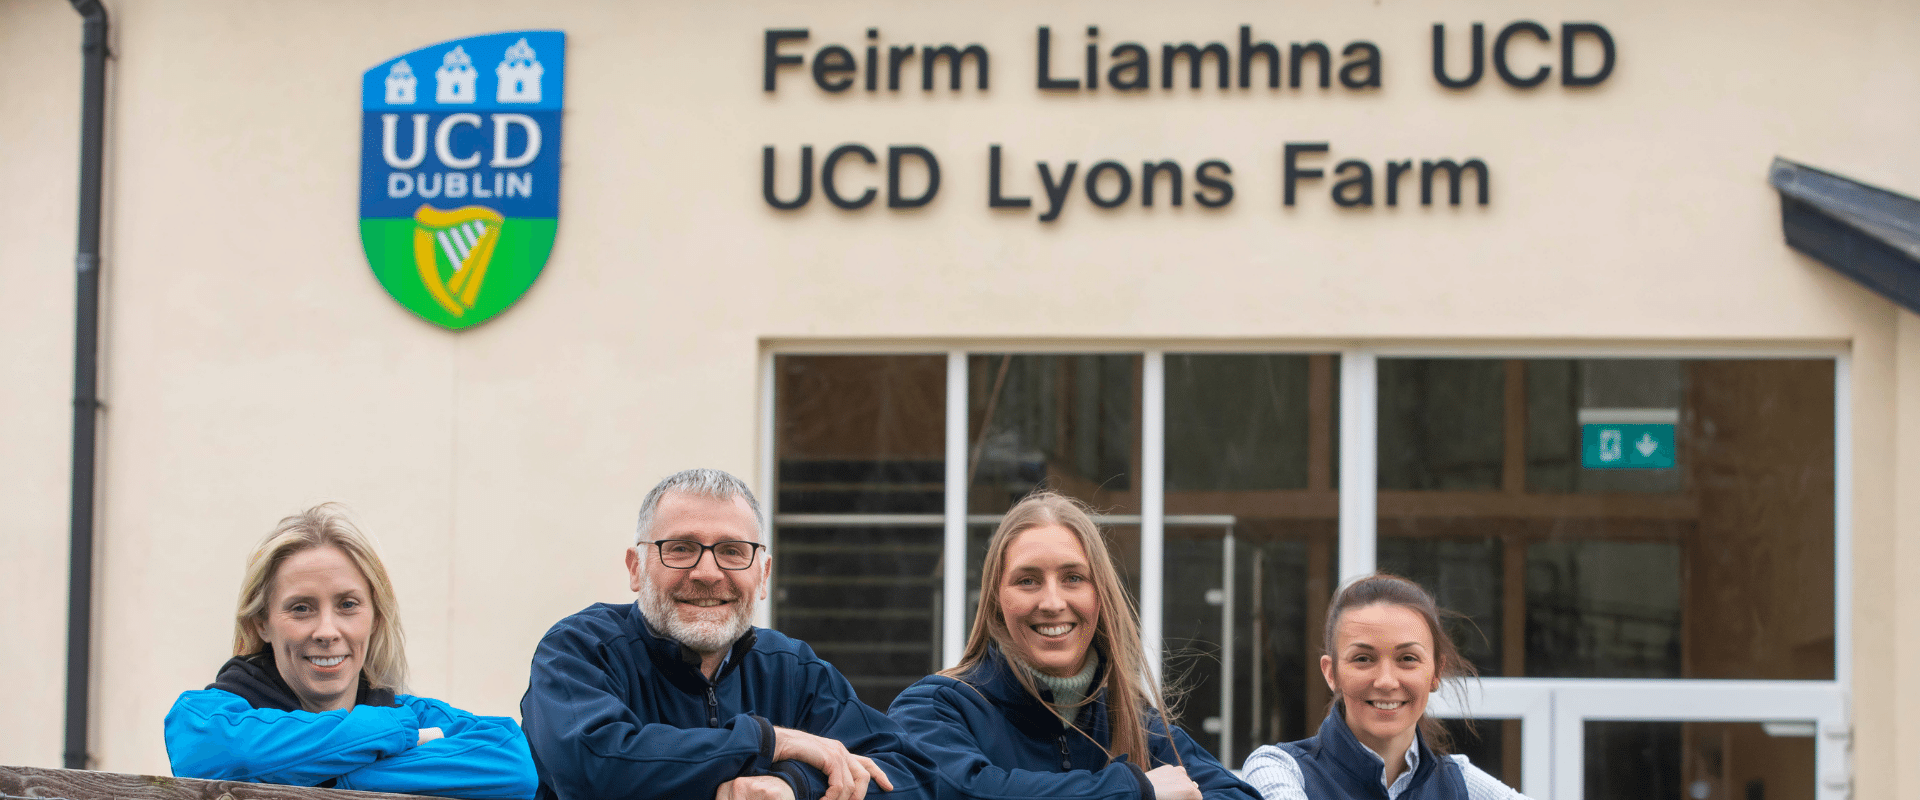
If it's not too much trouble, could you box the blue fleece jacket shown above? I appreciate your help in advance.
[887,646,1260,800]
[519,602,933,800]
[164,653,536,799]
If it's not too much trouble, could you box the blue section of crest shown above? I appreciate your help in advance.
[360,30,564,220]
[362,31,565,112]
[359,110,562,219]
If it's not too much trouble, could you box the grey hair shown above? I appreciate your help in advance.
[634,468,765,545]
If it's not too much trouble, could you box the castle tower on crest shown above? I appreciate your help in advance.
[435,45,477,104]
[384,59,417,104]
[495,38,544,103]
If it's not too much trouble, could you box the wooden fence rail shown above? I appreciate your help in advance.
[2,766,431,800]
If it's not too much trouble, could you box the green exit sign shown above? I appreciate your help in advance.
[1578,408,1677,469]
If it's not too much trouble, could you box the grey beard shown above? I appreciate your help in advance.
[636,571,751,655]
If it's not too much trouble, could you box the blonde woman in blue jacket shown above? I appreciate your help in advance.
[164,504,535,799]
[888,492,1257,800]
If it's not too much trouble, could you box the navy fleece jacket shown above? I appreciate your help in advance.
[887,646,1259,800]
[520,602,932,800]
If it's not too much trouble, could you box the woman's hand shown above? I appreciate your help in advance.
[416,727,443,746]
[1145,765,1201,800]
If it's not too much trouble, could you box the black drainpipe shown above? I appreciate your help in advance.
[65,0,109,772]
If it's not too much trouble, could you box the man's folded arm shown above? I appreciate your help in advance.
[522,629,773,800]
[786,661,934,800]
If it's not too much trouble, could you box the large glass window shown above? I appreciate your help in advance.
[773,355,945,709]
[769,349,1843,799]
[966,354,1141,514]
[1377,358,1835,682]
[1160,353,1335,765]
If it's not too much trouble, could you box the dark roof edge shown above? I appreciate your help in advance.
[1769,157,1920,315]
[1769,157,1920,261]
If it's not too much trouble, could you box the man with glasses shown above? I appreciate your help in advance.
[522,469,930,800]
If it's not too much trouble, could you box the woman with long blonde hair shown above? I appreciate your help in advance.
[164,504,535,798]
[888,491,1257,800]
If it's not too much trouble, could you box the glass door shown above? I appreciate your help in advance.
[1381,355,1847,800]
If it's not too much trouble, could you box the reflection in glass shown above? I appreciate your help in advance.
[968,354,1140,513]
[1375,358,1834,681]
[1166,355,1311,491]
[1527,541,1680,678]
[1162,528,1320,766]
[1378,359,1505,491]
[772,355,947,711]
[1161,354,1333,765]
[1682,360,1835,681]
[1584,721,1815,800]
[776,355,945,513]
[1586,721,1683,800]
[773,525,941,711]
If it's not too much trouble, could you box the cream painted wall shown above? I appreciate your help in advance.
[1,0,1917,794]
[1,0,86,773]
[1846,304,1899,800]
[1895,311,1920,798]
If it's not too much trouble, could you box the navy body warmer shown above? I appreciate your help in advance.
[1277,707,1467,800]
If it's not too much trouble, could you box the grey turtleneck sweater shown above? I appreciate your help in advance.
[1018,653,1101,722]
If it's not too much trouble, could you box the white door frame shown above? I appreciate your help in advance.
[1429,678,1848,800]
[1427,678,1556,797]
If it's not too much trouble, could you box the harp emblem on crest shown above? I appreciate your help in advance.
[411,204,504,317]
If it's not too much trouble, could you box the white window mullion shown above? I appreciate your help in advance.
[942,350,968,669]
[1338,350,1378,583]
[1219,528,1236,767]
[1141,350,1166,683]
[756,350,776,629]
[1832,354,1852,686]
[1826,353,1853,800]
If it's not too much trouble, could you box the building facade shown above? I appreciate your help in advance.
[3,2,1918,798]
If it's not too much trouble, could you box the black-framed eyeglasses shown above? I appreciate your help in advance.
[645,539,765,570]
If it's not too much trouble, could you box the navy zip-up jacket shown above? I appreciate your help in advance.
[887,646,1259,800]
[520,602,932,800]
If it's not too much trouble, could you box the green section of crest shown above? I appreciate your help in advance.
[360,217,556,330]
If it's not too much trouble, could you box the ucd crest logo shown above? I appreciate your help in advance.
[360,31,564,329]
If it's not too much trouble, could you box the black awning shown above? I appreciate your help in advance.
[1769,157,1920,314]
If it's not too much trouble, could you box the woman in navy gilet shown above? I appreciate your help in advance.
[1241,574,1530,800]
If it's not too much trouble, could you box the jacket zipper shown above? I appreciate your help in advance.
[1058,734,1072,771]
[706,686,721,728]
